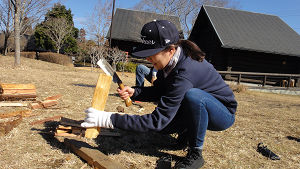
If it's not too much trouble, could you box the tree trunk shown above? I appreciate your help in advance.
[3,0,11,56]
[3,34,9,56]
[13,0,21,66]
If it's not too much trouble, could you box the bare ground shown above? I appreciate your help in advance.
[0,55,299,169]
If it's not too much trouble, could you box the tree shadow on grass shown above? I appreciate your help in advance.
[72,83,96,88]
[287,136,300,142]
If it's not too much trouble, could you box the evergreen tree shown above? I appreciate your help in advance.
[34,3,79,54]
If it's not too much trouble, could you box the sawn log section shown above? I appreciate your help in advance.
[0,83,37,100]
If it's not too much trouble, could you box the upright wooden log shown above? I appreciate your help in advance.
[85,73,112,138]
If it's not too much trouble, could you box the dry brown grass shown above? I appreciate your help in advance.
[229,83,248,93]
[7,51,37,59]
[0,55,299,169]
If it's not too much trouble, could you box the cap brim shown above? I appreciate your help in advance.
[132,47,166,58]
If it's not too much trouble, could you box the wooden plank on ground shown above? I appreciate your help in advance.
[0,93,37,100]
[40,100,59,108]
[0,83,36,90]
[44,94,62,100]
[0,116,23,136]
[0,110,32,118]
[64,138,125,169]
[29,102,44,109]
[29,100,59,109]
[60,117,83,127]
[0,102,28,107]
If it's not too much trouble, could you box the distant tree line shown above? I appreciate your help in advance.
[0,0,238,67]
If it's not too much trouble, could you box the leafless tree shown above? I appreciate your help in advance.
[84,0,112,46]
[43,17,72,53]
[2,0,53,65]
[88,45,126,71]
[0,0,13,55]
[106,47,127,71]
[88,45,106,70]
[134,0,239,36]
[10,0,21,65]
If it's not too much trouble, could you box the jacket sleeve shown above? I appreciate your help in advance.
[110,74,193,132]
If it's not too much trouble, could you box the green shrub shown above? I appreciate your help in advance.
[117,62,137,73]
[38,52,74,67]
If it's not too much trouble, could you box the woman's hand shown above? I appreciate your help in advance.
[117,86,135,100]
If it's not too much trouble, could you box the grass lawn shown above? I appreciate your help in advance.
[0,55,299,168]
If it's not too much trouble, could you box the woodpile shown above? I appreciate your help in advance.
[54,117,121,137]
[29,94,62,109]
[0,83,37,101]
[0,83,62,137]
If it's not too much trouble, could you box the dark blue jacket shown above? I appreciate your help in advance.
[111,50,237,132]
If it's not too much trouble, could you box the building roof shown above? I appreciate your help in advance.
[107,8,183,42]
[190,5,300,57]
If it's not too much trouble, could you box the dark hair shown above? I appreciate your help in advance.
[166,40,205,62]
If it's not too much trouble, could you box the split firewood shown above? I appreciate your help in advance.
[29,100,59,109]
[57,125,72,130]
[28,102,43,109]
[0,110,32,118]
[0,116,23,136]
[28,94,62,109]
[44,94,62,101]
[0,93,37,101]
[0,102,28,107]
[56,119,121,137]
[55,132,79,137]
[0,83,37,101]
[60,117,83,127]
[40,100,59,107]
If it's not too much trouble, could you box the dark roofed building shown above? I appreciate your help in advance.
[108,8,183,54]
[189,5,300,74]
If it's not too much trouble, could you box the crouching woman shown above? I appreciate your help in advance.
[81,20,237,169]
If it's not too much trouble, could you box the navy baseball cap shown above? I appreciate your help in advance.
[132,20,180,58]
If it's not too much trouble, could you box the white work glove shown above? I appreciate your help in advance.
[81,107,114,129]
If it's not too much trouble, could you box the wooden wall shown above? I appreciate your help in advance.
[189,9,225,70]
[111,39,140,55]
[226,49,300,74]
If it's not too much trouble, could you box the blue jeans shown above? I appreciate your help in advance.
[136,64,156,87]
[161,88,235,149]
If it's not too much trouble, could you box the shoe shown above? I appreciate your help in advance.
[174,148,205,169]
[257,142,280,160]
